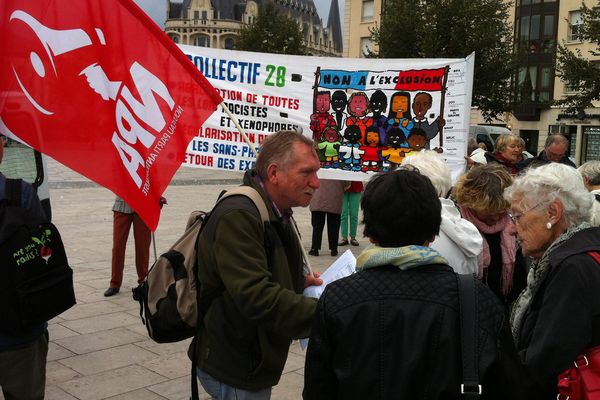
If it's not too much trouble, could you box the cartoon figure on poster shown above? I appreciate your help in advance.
[381,127,411,171]
[331,90,348,131]
[369,89,388,145]
[406,127,429,157]
[312,66,449,173]
[345,92,373,144]
[387,92,414,139]
[310,91,336,141]
[412,92,446,149]
[317,126,342,168]
[360,126,383,172]
[339,125,364,171]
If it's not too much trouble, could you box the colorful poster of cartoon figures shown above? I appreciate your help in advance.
[179,44,475,182]
[312,67,449,173]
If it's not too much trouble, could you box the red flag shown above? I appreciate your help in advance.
[394,68,447,91]
[0,0,222,230]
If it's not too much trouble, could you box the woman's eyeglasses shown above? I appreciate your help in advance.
[509,202,546,224]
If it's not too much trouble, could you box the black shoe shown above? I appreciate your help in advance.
[308,249,319,256]
[104,287,119,297]
[338,238,349,246]
[350,238,359,246]
[132,285,143,301]
[331,250,338,257]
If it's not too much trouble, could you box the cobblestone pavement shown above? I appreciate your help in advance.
[1,158,368,400]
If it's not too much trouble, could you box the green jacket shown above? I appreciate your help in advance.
[190,170,317,390]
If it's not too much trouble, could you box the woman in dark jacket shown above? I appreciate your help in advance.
[484,134,525,175]
[303,168,524,400]
[506,163,600,400]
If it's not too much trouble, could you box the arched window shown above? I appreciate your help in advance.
[193,36,210,47]
[225,37,234,49]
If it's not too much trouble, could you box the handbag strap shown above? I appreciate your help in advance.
[458,273,481,399]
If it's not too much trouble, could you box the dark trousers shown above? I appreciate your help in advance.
[0,331,48,400]
[310,211,341,252]
[110,211,151,288]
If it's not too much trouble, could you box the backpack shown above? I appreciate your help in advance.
[0,178,76,336]
[136,186,269,344]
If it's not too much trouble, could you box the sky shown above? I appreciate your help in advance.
[134,0,342,29]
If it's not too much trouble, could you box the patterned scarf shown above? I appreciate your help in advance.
[510,222,591,342]
[356,245,448,271]
[459,205,516,295]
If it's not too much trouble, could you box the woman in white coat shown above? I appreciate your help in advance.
[402,151,482,274]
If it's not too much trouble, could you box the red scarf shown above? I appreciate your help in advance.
[459,205,517,295]
[494,152,519,175]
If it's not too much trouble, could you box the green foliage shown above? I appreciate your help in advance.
[236,1,307,55]
[555,3,600,115]
[370,0,515,121]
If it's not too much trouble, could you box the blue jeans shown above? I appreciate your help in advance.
[196,368,272,400]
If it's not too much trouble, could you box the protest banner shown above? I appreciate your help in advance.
[0,1,222,230]
[179,44,474,181]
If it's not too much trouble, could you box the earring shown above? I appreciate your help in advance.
[546,222,552,230]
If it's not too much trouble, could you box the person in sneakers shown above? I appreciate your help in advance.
[338,181,363,248]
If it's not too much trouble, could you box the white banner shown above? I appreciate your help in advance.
[179,44,474,181]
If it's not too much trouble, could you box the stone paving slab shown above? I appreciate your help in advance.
[58,344,158,376]
[57,365,169,400]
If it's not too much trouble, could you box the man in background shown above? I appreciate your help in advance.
[520,134,576,169]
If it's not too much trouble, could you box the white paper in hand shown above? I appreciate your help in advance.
[303,249,357,299]
[301,250,357,350]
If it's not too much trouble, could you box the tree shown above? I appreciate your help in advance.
[555,4,600,115]
[370,0,515,121]
[236,1,307,55]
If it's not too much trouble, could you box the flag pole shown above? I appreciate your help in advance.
[218,102,314,277]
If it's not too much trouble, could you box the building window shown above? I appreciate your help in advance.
[193,36,210,47]
[202,11,208,20]
[169,34,180,44]
[360,37,372,57]
[568,11,583,42]
[583,126,600,162]
[194,11,199,19]
[225,37,234,49]
[362,0,374,22]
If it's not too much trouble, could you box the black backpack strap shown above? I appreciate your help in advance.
[5,178,23,207]
[458,273,481,399]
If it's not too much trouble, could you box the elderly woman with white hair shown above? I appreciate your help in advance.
[506,163,600,400]
[578,160,600,226]
[402,150,482,274]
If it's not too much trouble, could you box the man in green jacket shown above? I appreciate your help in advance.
[191,130,323,399]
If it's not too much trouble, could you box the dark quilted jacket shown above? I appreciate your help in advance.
[303,264,525,400]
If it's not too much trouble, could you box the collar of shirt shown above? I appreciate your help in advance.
[254,174,293,223]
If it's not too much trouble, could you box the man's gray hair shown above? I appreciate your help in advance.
[402,150,452,197]
[255,130,314,179]
[578,160,600,186]
[544,134,569,149]
[504,163,593,225]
